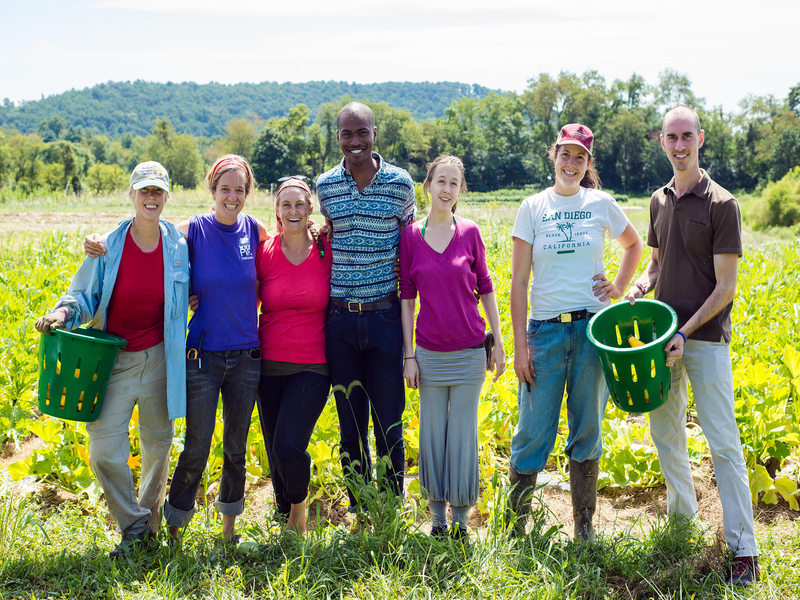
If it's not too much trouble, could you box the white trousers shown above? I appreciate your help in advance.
[648,339,757,557]
[86,342,173,536]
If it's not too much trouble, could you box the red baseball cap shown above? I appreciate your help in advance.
[557,124,594,156]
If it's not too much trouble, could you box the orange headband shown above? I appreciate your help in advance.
[209,156,252,190]
[275,178,312,199]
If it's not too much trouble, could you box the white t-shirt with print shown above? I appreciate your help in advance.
[512,187,629,320]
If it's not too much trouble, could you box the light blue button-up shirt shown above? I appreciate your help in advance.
[54,218,190,419]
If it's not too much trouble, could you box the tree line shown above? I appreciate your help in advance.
[0,70,798,203]
[0,81,494,138]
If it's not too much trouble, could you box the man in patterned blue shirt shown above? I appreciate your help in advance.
[317,102,416,513]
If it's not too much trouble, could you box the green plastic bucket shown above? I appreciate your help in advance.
[37,328,127,422]
[586,299,678,413]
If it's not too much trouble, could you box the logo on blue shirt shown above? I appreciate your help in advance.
[239,236,253,260]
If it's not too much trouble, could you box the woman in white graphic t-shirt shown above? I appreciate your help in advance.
[506,123,643,541]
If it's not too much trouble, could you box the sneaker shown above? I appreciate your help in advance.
[109,529,153,560]
[730,556,760,587]
[430,525,448,540]
[450,526,469,543]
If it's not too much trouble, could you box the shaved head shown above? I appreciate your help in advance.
[337,102,375,129]
[662,105,701,137]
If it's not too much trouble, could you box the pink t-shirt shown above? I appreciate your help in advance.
[399,216,494,352]
[256,235,332,364]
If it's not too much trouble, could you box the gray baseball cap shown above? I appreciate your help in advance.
[130,161,170,192]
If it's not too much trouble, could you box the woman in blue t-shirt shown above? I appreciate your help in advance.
[84,155,270,545]
[164,155,268,544]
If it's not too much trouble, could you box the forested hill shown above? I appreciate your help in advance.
[0,80,495,138]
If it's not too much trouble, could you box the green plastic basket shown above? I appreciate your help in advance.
[37,328,127,422]
[586,299,678,413]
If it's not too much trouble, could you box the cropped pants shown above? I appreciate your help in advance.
[417,346,486,507]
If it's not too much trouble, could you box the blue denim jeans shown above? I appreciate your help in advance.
[510,318,609,475]
[165,349,260,527]
[257,371,331,513]
[325,298,406,508]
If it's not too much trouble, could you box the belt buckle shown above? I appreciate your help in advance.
[346,301,362,312]
[560,313,572,323]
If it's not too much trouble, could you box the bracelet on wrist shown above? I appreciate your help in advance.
[676,331,686,343]
[404,356,416,360]
[634,282,646,296]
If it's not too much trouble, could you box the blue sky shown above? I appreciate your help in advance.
[2,0,797,114]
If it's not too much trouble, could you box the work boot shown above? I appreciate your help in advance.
[109,528,154,560]
[569,458,599,542]
[729,555,760,587]
[507,466,538,537]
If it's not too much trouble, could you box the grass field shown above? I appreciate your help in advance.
[1,188,798,599]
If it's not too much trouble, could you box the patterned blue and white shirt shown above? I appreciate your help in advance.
[317,153,416,302]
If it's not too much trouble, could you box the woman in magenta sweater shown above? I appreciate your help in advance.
[255,177,331,534]
[400,155,505,538]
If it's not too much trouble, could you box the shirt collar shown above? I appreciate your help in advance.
[338,152,385,182]
[664,169,712,201]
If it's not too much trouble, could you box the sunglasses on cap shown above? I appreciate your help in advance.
[277,175,308,183]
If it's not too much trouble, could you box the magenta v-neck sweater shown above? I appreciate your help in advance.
[399,216,494,352]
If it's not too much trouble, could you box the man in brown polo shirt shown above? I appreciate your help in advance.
[623,105,758,587]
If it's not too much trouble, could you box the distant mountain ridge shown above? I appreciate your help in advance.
[0,80,497,138]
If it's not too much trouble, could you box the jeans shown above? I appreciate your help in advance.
[510,318,608,475]
[165,349,260,527]
[86,342,172,537]
[649,339,757,557]
[257,371,331,514]
[326,298,406,508]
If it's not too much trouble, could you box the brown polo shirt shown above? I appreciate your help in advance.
[647,170,742,343]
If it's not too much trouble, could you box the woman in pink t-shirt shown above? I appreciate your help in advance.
[400,155,505,539]
[255,177,332,535]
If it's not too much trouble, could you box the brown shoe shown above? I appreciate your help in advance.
[729,556,760,587]
[507,466,538,537]
[569,458,599,542]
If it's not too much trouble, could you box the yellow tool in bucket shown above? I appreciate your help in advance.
[628,335,645,347]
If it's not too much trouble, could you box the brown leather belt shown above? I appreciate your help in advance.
[329,293,398,313]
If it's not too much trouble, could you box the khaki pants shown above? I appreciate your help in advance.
[86,342,173,536]
[649,339,757,558]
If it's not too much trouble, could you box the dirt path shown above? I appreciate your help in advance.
[0,211,201,235]
[3,435,795,542]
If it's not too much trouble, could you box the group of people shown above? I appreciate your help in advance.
[35,102,759,586]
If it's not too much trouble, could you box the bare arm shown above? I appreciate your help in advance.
[510,237,535,386]
[479,291,506,382]
[254,218,272,242]
[680,254,739,337]
[623,246,662,303]
[400,298,419,389]
[592,223,643,300]
[625,250,739,366]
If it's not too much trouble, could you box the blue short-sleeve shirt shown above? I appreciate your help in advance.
[317,153,416,302]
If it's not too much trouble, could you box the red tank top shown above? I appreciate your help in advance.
[106,230,165,352]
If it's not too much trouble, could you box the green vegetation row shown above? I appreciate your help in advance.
[1,209,798,514]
